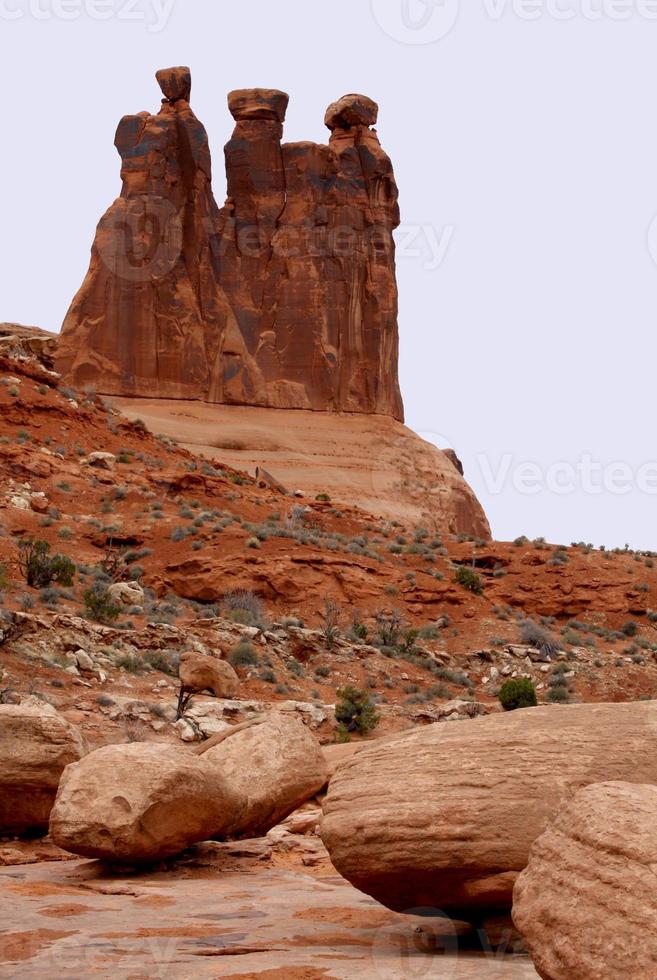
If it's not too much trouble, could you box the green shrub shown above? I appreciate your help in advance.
[18,539,75,589]
[335,685,380,738]
[83,585,121,624]
[453,566,484,595]
[229,642,259,668]
[498,678,538,711]
[547,685,570,704]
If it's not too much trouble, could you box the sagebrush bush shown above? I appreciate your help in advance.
[221,590,265,628]
[229,641,260,668]
[519,618,560,657]
[498,678,538,711]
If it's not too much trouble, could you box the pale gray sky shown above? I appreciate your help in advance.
[3,0,657,549]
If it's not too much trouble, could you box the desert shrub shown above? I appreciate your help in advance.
[621,620,639,637]
[115,652,145,673]
[221,590,265,628]
[83,585,121,624]
[142,648,179,676]
[18,539,75,589]
[547,685,570,704]
[229,641,259,668]
[314,664,331,678]
[0,565,7,592]
[519,618,560,657]
[453,566,484,595]
[335,685,380,739]
[259,668,276,684]
[349,618,369,643]
[433,666,474,690]
[498,678,538,711]
[171,526,190,542]
[320,598,342,650]
[373,608,405,648]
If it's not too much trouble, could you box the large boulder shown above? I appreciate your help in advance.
[50,714,327,863]
[513,781,657,980]
[179,651,239,699]
[321,702,657,921]
[199,713,329,839]
[49,743,240,863]
[0,704,86,834]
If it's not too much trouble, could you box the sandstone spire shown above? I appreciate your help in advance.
[57,70,404,421]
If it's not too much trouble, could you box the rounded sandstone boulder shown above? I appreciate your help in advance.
[199,712,328,839]
[179,651,239,699]
[0,704,86,834]
[320,702,657,921]
[513,781,657,980]
[49,742,240,863]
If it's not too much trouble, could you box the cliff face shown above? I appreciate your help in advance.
[56,68,404,420]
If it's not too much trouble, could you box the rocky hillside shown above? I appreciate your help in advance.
[2,345,657,753]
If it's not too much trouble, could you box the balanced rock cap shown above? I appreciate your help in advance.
[156,66,192,103]
[228,88,289,123]
[324,94,378,131]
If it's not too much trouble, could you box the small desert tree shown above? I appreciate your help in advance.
[18,539,75,589]
[335,685,380,741]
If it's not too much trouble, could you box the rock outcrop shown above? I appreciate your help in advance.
[49,742,240,862]
[112,396,492,537]
[57,69,403,420]
[513,781,657,980]
[198,713,328,839]
[320,702,657,921]
[0,704,86,834]
[178,651,239,701]
[50,714,327,862]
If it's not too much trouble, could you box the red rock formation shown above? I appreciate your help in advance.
[56,69,404,420]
